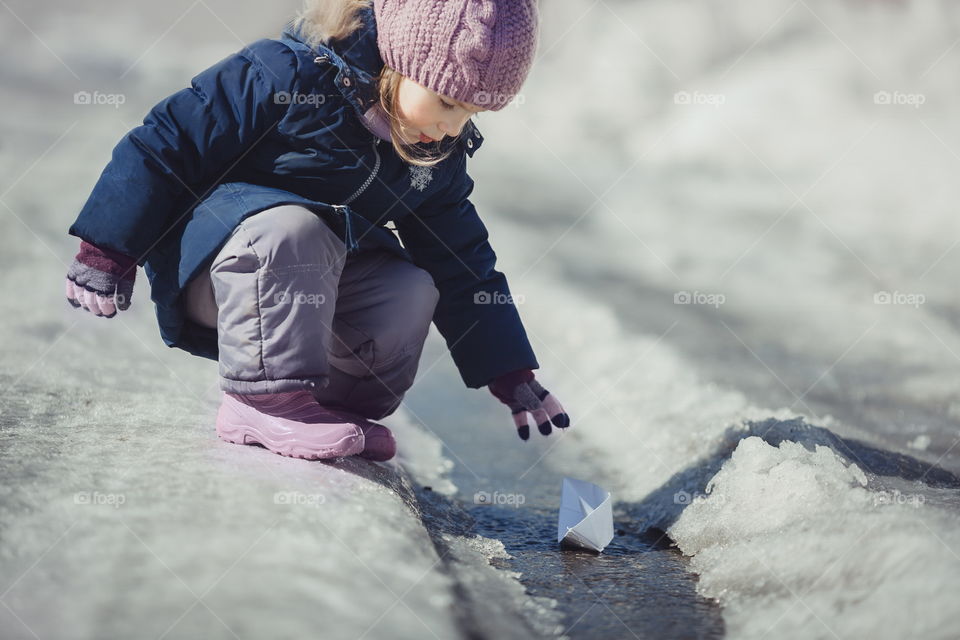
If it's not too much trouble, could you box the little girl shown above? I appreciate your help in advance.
[64,0,570,462]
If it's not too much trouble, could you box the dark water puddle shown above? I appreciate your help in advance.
[466,504,725,639]
[406,343,726,638]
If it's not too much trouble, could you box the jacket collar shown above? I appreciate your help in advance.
[279,5,483,157]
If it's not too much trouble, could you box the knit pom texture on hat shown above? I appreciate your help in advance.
[373,0,539,110]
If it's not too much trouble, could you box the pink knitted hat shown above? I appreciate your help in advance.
[373,0,539,111]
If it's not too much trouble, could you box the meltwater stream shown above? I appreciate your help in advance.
[405,338,726,639]
[465,505,724,639]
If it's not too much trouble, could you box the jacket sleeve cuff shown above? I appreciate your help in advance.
[444,309,540,388]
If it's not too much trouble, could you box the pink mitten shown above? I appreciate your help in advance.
[65,240,137,318]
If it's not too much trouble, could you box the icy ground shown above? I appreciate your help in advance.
[2,0,960,638]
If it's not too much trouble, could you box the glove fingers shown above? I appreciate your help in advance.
[532,408,552,436]
[83,289,104,316]
[542,393,571,429]
[65,278,82,308]
[115,281,133,311]
[93,290,111,316]
[67,281,122,318]
[76,287,93,312]
[97,292,117,317]
[512,411,530,441]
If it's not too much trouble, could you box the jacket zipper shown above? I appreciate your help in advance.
[342,139,381,206]
[333,139,381,254]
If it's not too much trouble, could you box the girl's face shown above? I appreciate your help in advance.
[395,76,487,145]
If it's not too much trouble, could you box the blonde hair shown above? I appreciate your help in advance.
[291,0,369,46]
[292,0,456,168]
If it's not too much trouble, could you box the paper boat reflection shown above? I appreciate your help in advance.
[557,477,614,553]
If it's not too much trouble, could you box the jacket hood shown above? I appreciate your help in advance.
[281,3,384,82]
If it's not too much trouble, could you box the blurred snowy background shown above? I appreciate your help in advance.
[2,0,960,638]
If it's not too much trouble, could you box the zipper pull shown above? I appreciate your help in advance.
[331,204,359,254]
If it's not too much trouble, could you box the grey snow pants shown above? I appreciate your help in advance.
[183,204,439,420]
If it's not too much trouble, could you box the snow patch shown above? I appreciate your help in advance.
[669,437,960,639]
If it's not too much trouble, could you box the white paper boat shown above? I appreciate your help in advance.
[557,477,614,552]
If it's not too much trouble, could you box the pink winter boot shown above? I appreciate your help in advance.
[356,422,397,462]
[216,390,365,460]
[312,404,397,462]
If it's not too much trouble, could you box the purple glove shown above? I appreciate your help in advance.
[488,369,570,441]
[65,240,137,318]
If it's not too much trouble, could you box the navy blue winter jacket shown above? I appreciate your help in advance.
[66,6,538,388]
